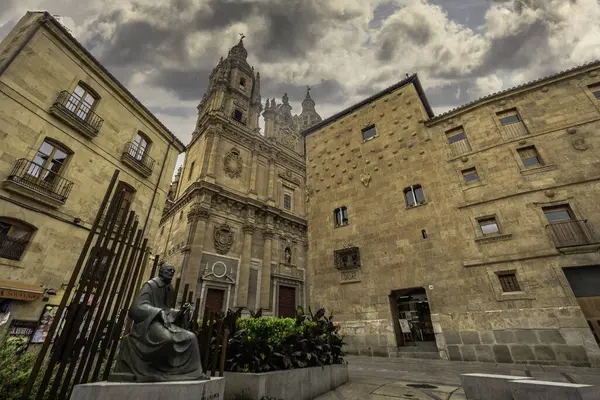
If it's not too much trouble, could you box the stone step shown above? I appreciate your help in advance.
[397,342,438,352]
[395,351,441,360]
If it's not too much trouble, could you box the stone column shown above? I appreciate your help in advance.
[236,223,255,307]
[205,131,221,182]
[248,149,258,196]
[180,205,210,300]
[260,229,274,310]
[302,241,309,309]
[267,157,276,205]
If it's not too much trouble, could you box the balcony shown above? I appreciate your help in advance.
[546,220,600,254]
[49,91,104,139]
[0,235,29,261]
[121,142,155,178]
[3,159,73,208]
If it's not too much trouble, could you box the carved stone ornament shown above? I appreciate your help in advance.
[305,185,314,202]
[223,148,243,179]
[572,138,589,151]
[214,223,234,254]
[360,173,371,187]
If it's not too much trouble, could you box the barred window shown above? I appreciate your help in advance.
[498,272,521,292]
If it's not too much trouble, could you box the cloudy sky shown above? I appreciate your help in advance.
[1,0,600,173]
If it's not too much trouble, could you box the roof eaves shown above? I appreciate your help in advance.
[40,12,186,151]
[426,60,600,125]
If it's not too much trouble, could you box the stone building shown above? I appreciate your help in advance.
[155,38,322,318]
[0,12,185,326]
[303,61,600,367]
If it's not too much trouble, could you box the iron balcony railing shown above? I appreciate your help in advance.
[7,159,74,202]
[53,90,104,132]
[122,142,155,173]
[0,235,29,261]
[546,220,599,248]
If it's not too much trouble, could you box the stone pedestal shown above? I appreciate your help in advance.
[70,377,225,400]
[460,373,535,400]
[510,380,600,400]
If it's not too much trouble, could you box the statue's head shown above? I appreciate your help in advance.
[158,264,176,284]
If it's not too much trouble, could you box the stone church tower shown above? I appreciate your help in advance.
[155,37,322,318]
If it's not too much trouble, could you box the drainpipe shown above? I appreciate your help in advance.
[141,140,172,240]
[0,13,49,77]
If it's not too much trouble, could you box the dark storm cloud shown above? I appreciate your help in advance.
[424,80,479,110]
[148,67,213,101]
[149,105,197,118]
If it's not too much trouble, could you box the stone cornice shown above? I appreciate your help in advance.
[160,180,307,229]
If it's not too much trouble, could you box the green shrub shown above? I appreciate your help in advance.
[0,335,36,400]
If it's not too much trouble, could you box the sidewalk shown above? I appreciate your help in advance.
[315,356,600,400]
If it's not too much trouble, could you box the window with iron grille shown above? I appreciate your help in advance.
[462,167,480,183]
[0,218,35,261]
[362,125,377,141]
[517,146,543,167]
[404,185,425,208]
[497,272,521,292]
[333,247,360,270]
[284,194,292,210]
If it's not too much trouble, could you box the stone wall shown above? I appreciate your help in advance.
[305,65,600,366]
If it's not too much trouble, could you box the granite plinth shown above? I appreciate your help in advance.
[70,377,225,400]
[510,379,600,400]
[460,373,535,400]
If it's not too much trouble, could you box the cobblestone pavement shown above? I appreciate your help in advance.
[315,356,600,400]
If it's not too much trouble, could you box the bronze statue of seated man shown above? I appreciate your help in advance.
[113,264,208,382]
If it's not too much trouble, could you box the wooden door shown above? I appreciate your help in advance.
[278,286,296,318]
[204,288,225,316]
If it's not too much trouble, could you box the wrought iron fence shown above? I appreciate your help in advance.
[0,234,29,260]
[53,90,104,132]
[21,170,155,400]
[546,219,599,248]
[122,142,156,172]
[7,158,74,202]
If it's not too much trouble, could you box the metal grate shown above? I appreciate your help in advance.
[498,273,521,292]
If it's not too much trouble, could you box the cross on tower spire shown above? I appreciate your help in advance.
[239,33,245,40]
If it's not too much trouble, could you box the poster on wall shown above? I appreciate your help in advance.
[30,304,67,344]
[398,319,411,334]
[9,319,38,339]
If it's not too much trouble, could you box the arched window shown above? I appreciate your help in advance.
[28,138,73,184]
[404,185,425,208]
[239,77,246,90]
[129,131,152,161]
[66,82,100,121]
[115,181,136,225]
[0,217,36,261]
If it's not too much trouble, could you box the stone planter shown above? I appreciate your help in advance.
[224,364,348,400]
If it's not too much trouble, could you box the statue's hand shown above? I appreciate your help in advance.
[160,310,170,327]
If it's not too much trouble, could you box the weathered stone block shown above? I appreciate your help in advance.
[554,345,589,362]
[480,331,496,344]
[475,345,495,362]
[444,331,462,345]
[534,345,557,361]
[515,330,538,344]
[447,345,462,361]
[493,345,513,363]
[510,345,535,361]
[493,330,515,344]
[461,345,477,362]
[461,331,481,345]
[461,374,535,400]
[536,329,566,344]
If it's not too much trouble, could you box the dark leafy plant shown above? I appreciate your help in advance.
[0,335,36,400]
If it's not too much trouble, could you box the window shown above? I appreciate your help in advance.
[361,125,377,141]
[462,167,480,183]
[497,109,528,139]
[284,193,292,210]
[129,132,151,161]
[588,83,600,99]
[334,247,361,270]
[188,162,195,180]
[517,146,543,167]
[445,126,471,156]
[0,218,35,261]
[233,109,244,123]
[497,272,521,292]
[543,205,574,223]
[239,77,246,90]
[66,84,97,121]
[404,185,425,208]
[334,206,349,227]
[114,182,135,225]
[28,139,70,184]
[478,217,500,235]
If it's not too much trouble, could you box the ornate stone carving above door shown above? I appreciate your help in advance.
[214,223,234,254]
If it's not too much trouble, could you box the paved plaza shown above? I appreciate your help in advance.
[316,356,600,400]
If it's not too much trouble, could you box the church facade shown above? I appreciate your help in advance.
[154,38,322,318]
